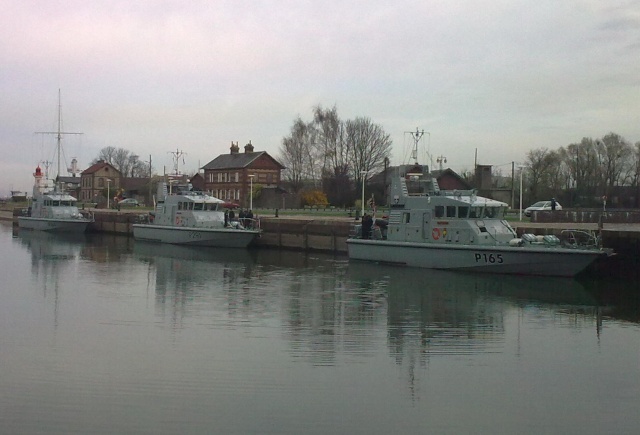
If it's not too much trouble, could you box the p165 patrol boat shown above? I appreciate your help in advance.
[347,154,612,277]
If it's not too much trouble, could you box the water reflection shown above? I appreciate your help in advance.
[347,263,601,352]
[11,227,637,350]
[14,230,88,327]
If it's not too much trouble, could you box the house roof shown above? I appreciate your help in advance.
[432,168,472,190]
[81,160,121,175]
[202,151,285,170]
[57,176,81,185]
[368,166,470,189]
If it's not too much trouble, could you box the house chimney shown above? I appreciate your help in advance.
[244,140,254,153]
[230,141,239,154]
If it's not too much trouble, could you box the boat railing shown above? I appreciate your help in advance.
[440,189,478,198]
[560,229,601,249]
[81,210,95,222]
[348,222,385,240]
[236,217,261,230]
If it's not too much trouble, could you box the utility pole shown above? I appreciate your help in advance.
[147,154,152,205]
[511,161,515,210]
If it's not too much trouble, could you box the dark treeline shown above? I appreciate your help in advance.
[524,132,640,208]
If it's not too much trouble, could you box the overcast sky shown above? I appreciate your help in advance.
[1,0,639,196]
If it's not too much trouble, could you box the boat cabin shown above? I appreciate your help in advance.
[367,164,515,245]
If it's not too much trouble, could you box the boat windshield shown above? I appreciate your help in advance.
[193,202,219,211]
[483,206,505,219]
[468,206,505,219]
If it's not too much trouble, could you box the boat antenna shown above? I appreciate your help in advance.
[404,127,432,170]
[168,148,187,175]
[409,128,423,164]
[35,89,83,185]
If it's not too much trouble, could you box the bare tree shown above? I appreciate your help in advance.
[524,148,549,202]
[345,117,393,194]
[595,132,633,195]
[279,118,314,193]
[93,147,147,177]
[94,146,118,165]
[313,105,347,176]
[631,142,640,189]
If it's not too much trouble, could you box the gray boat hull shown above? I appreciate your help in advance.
[347,238,606,277]
[18,217,90,233]
[132,224,259,248]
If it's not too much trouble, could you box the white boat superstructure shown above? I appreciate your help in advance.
[132,181,261,248]
[18,166,93,232]
[347,160,612,277]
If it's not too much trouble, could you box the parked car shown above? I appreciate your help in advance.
[118,198,139,207]
[524,200,561,217]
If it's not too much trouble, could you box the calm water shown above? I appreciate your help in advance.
[1,222,639,435]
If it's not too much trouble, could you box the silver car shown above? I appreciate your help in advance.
[118,198,139,207]
[524,200,561,217]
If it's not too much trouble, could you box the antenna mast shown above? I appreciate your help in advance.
[168,148,187,175]
[409,128,423,163]
[405,127,432,170]
[35,90,83,184]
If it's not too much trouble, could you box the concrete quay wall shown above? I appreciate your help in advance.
[87,211,354,253]
[533,209,640,224]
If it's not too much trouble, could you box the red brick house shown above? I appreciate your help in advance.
[202,141,285,208]
[432,168,472,190]
[79,160,121,202]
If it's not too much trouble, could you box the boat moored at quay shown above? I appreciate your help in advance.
[18,165,93,233]
[132,182,261,248]
[347,161,613,277]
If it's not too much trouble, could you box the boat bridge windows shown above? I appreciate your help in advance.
[468,206,505,219]
[178,200,220,211]
[434,205,505,219]
[44,199,75,207]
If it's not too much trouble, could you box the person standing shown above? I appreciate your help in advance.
[551,198,557,211]
[247,209,254,228]
[361,213,373,239]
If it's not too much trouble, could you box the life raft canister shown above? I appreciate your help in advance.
[432,227,441,240]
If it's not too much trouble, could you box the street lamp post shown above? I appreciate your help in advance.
[106,178,112,209]
[518,166,525,221]
[360,171,368,218]
[248,174,255,210]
